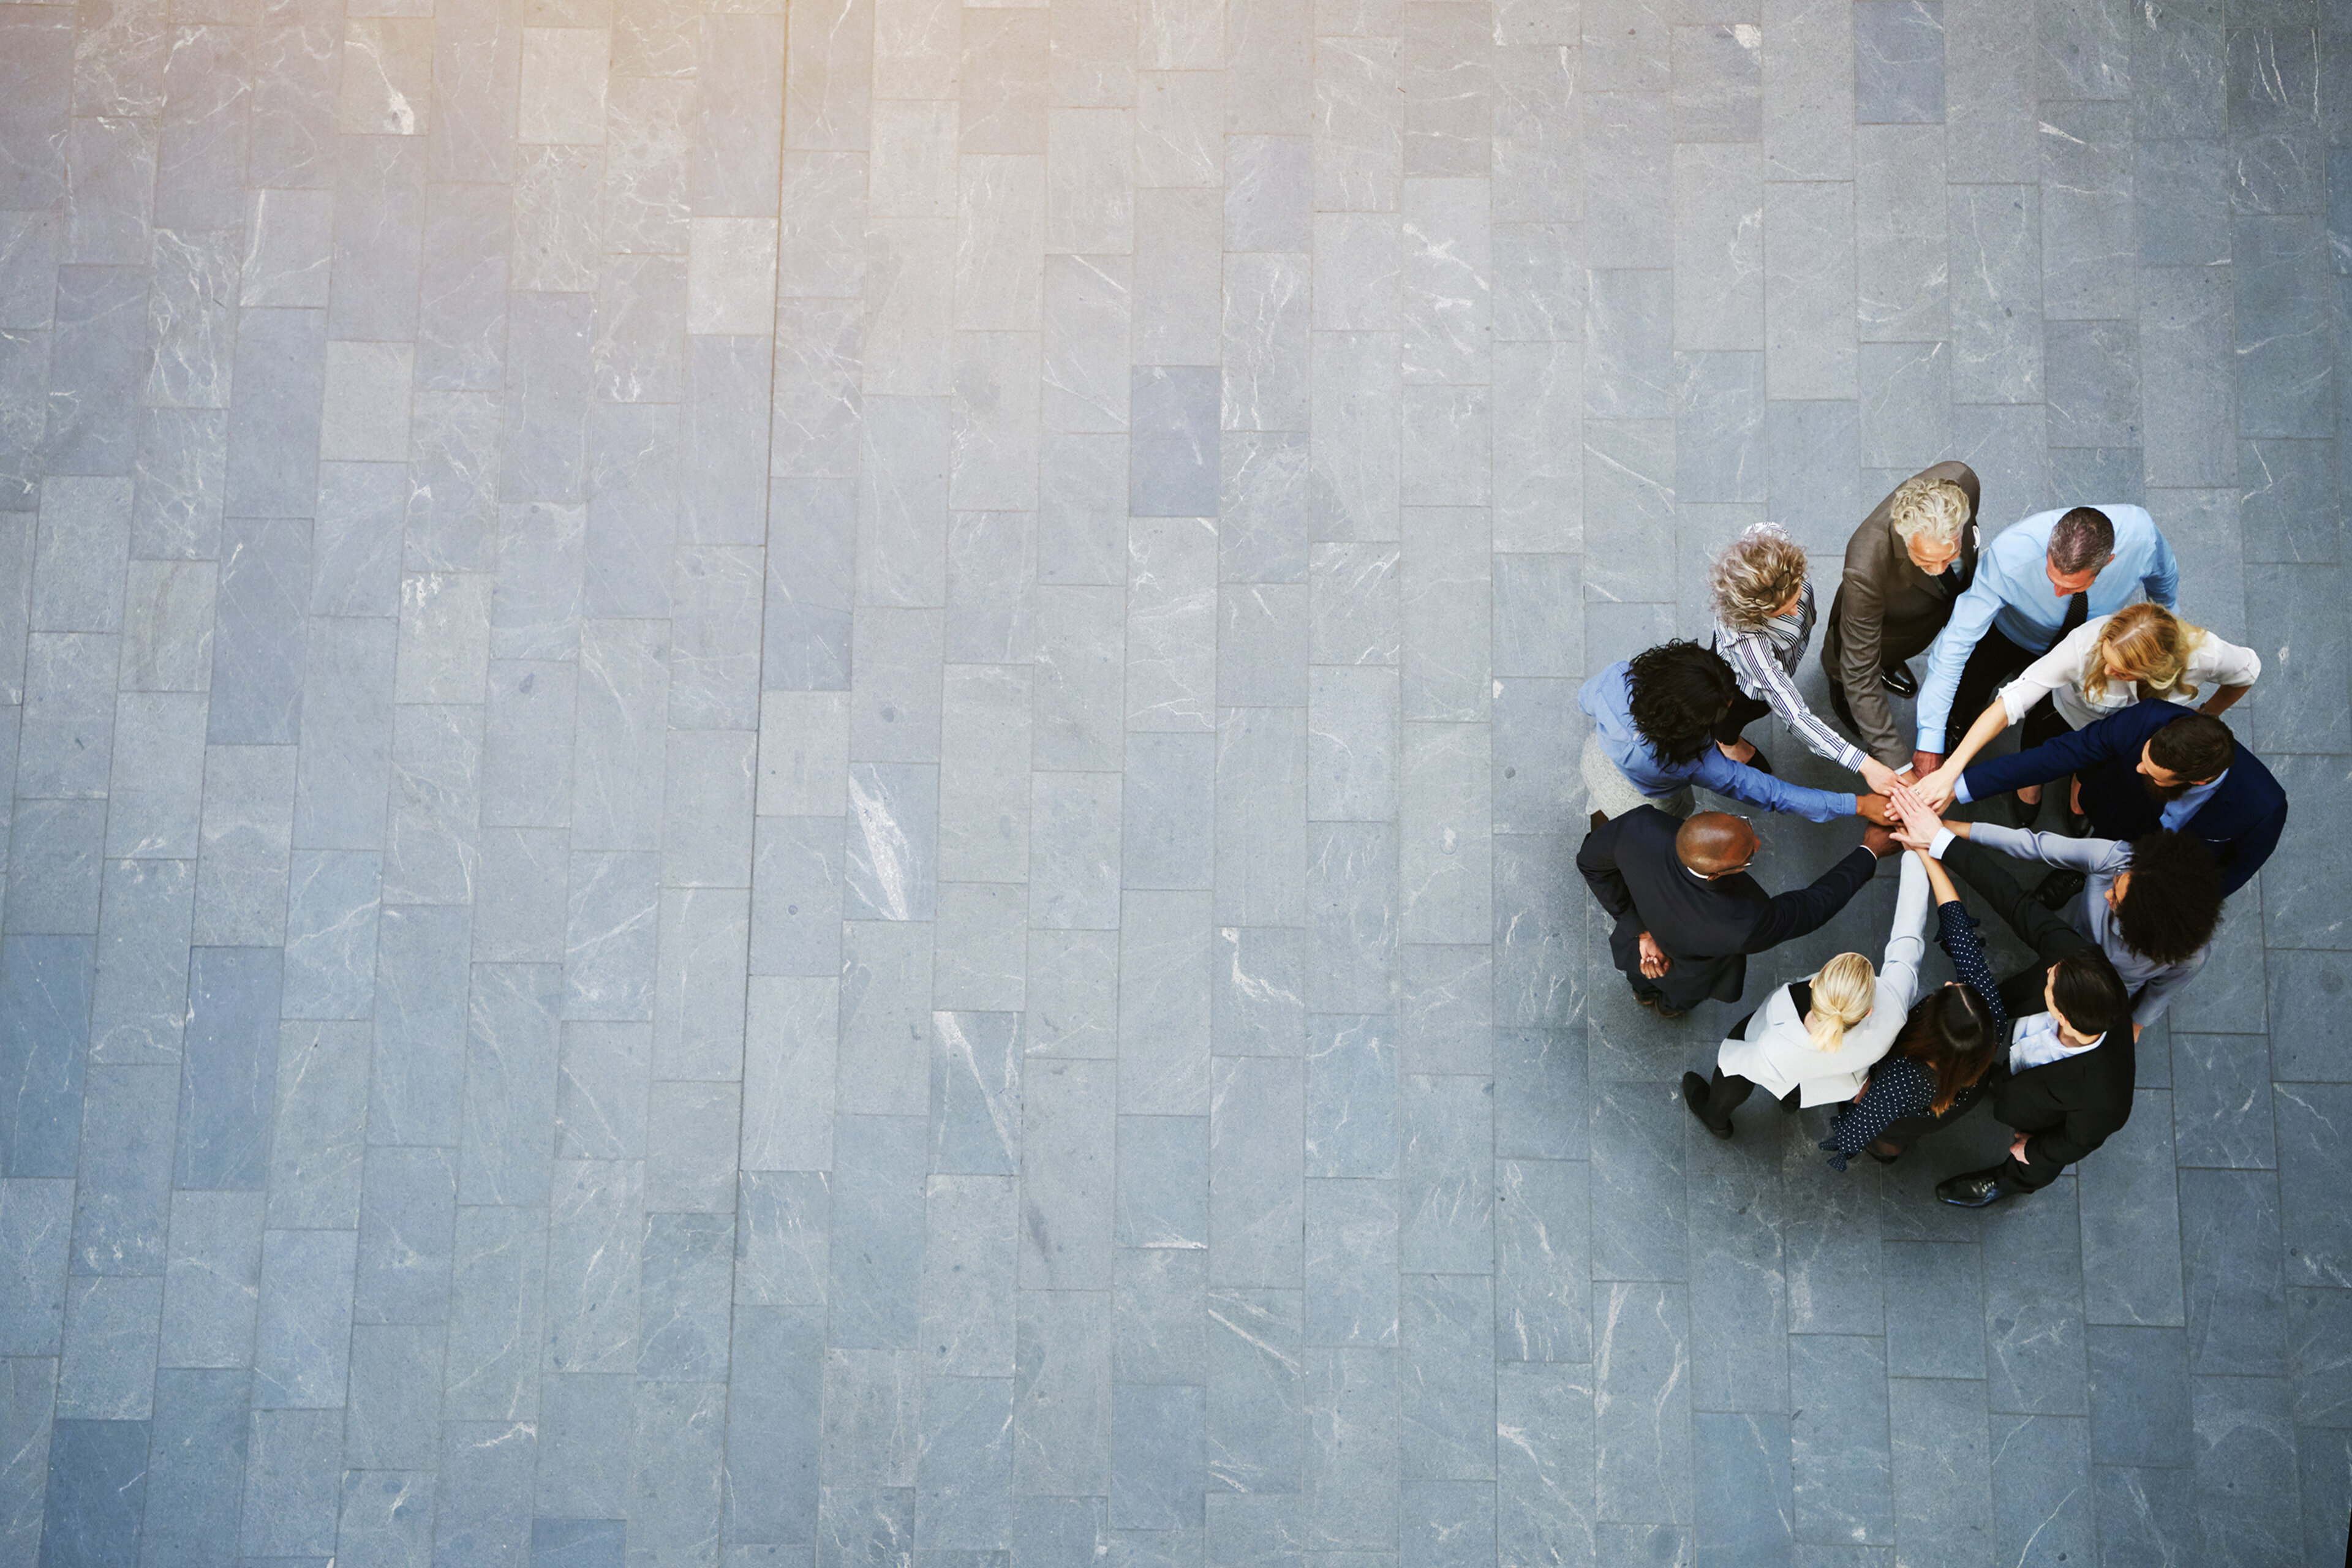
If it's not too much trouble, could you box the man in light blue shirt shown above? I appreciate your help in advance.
[1578,644,1890,826]
[1910,505,2179,779]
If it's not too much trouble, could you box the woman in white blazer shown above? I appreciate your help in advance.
[1916,601,2259,821]
[1680,852,1933,1137]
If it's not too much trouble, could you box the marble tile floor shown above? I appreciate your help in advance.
[0,0,2347,1563]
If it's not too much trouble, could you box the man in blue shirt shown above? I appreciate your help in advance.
[1578,643,1891,825]
[1909,505,2180,782]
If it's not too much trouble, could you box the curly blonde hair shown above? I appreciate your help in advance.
[1887,476,1970,545]
[1709,523,1810,633]
[1806,952,1877,1052]
[2082,602,2208,704]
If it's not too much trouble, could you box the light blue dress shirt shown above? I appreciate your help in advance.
[1916,504,2180,750]
[2161,769,2226,831]
[1577,663,1857,823]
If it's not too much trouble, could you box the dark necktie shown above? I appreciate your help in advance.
[2053,588,2088,649]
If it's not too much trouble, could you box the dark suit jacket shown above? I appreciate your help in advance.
[1575,807,1882,1009]
[1822,461,1983,767]
[1958,703,2287,896]
[1991,1031,2135,1182]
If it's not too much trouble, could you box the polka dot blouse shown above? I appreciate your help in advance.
[1820,900,2008,1171]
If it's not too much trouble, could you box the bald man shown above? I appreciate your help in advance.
[1576,807,1900,1018]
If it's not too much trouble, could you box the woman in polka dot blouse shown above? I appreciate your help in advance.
[1820,846,2008,1172]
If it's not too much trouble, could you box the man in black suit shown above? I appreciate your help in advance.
[1575,808,1899,1019]
[1943,705,2285,898]
[1932,829,2136,1208]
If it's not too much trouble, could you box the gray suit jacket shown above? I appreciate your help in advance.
[1820,461,1982,766]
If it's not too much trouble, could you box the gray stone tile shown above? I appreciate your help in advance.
[1210,1055,1305,1286]
[1853,1,1943,123]
[192,536,301,752]
[251,1227,355,1409]
[156,1189,262,1371]
[353,1145,456,1328]
[140,1368,247,1566]
[1496,1359,1594,1563]
[56,1274,160,1419]
[67,1064,173,1276]
[1789,1336,1891,1547]
[725,1308,826,1547]
[40,1416,151,1567]
[86,859,194,1066]
[839,920,933,1117]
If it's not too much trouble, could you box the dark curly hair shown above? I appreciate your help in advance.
[1626,641,1739,767]
[2113,830,2223,966]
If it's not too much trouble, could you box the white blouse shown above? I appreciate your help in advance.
[1997,613,2261,732]
[1713,854,1932,1107]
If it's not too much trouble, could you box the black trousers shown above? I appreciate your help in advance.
[1710,690,1774,747]
[1695,1005,1803,1131]
[1942,624,2071,760]
[1943,838,2106,1192]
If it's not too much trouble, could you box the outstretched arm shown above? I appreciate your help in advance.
[1689,747,1860,823]
[1878,851,1934,1012]
[1743,843,1882,954]
[1917,699,2011,810]
[1915,572,2004,753]
[1956,708,2141,802]
[1958,821,2130,876]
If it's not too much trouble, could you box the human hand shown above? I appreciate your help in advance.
[1637,932,1670,979]
[2007,1133,2031,1164]
[1887,781,1945,849]
[1854,792,1897,824]
[1861,824,1899,858]
[1910,767,1958,814]
[1858,756,1902,794]
[1912,750,1943,783]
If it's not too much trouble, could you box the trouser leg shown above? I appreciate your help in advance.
[1998,1153,2062,1191]
[1702,1069,1757,1128]
[1711,691,1774,747]
[1940,625,2037,756]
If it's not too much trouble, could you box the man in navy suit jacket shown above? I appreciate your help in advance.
[1949,706,2285,897]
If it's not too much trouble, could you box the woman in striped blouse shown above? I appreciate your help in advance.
[1709,525,1907,797]
[1820,845,2007,1170]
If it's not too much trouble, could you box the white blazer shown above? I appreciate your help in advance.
[1713,853,1932,1106]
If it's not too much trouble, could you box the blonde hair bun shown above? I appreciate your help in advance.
[1806,952,1877,1051]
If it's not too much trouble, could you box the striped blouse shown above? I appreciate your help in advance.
[1713,581,1871,774]
[1820,899,2008,1171]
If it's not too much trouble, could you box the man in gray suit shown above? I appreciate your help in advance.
[1820,462,1983,775]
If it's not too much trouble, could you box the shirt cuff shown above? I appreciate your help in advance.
[1953,777,1974,805]
[1928,827,1956,860]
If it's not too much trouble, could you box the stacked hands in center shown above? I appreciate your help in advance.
[1575,468,2285,1210]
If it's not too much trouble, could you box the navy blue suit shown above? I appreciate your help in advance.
[1959,703,2286,897]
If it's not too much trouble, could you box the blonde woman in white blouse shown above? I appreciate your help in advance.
[1681,853,1933,1137]
[1915,603,2259,817]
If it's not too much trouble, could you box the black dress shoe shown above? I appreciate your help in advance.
[1936,1167,2016,1207]
[1880,664,1919,698]
[2036,869,2087,910]
[1681,1072,1733,1139]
